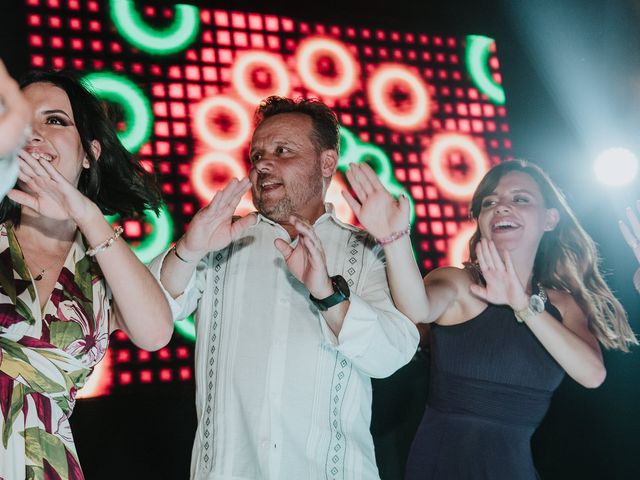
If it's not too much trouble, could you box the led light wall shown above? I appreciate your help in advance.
[23,0,512,395]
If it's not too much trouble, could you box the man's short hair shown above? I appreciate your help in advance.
[255,96,340,155]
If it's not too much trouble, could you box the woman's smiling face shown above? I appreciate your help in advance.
[22,82,97,187]
[477,171,558,252]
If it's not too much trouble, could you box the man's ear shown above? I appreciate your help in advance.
[320,149,338,177]
[544,208,560,231]
[84,139,101,169]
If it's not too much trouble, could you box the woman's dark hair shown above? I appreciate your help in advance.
[0,70,162,223]
[254,96,340,155]
[467,159,636,351]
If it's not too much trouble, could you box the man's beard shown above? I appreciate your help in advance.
[253,158,325,222]
[255,194,295,222]
[253,175,324,222]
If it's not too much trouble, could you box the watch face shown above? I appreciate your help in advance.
[309,275,351,311]
[332,275,350,299]
[529,294,545,314]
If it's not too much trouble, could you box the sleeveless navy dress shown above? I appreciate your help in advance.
[405,303,565,480]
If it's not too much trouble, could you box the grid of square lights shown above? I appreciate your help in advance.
[191,8,512,271]
[24,0,512,390]
[25,0,200,391]
[112,331,193,386]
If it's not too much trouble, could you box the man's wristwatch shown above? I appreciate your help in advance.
[514,293,546,323]
[309,275,350,311]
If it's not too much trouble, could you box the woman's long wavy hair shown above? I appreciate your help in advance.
[0,70,162,224]
[468,160,636,351]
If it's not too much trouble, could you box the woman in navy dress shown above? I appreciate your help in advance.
[343,160,636,479]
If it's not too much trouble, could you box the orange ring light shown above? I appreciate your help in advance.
[367,64,431,131]
[232,51,291,105]
[193,96,251,151]
[447,222,476,267]
[191,152,253,213]
[426,134,489,201]
[296,37,359,98]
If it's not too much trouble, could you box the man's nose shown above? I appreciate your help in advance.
[254,155,274,173]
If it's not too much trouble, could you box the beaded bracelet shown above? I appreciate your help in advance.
[86,226,124,257]
[376,226,411,246]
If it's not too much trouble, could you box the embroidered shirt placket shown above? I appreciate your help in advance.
[200,248,230,473]
[325,232,367,480]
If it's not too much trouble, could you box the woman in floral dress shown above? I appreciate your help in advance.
[0,71,173,480]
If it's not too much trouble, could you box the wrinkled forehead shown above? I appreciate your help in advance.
[22,82,74,118]
[251,113,313,146]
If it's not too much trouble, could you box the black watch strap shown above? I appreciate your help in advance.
[309,275,350,311]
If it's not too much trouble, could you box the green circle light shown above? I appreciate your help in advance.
[110,0,200,56]
[107,205,195,342]
[338,128,358,169]
[355,144,394,182]
[83,72,152,154]
[106,203,173,265]
[465,35,506,105]
[338,127,415,223]
[174,315,196,343]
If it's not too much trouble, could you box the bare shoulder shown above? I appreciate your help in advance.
[423,266,485,325]
[424,265,475,287]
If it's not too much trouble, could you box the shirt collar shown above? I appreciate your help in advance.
[253,203,360,233]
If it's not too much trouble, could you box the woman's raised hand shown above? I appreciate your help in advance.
[9,150,95,222]
[342,163,410,240]
[469,239,528,310]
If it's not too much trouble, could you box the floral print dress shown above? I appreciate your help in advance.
[0,222,110,480]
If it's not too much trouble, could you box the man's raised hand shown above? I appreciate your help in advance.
[178,178,255,261]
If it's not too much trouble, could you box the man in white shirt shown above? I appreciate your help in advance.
[0,59,30,199]
[150,96,419,479]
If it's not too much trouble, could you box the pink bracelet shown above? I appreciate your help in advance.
[377,226,410,246]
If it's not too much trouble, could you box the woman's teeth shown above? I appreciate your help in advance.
[31,151,53,162]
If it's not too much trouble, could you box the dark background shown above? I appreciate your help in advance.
[2,0,639,478]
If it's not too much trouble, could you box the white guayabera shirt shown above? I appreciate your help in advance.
[150,205,419,480]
